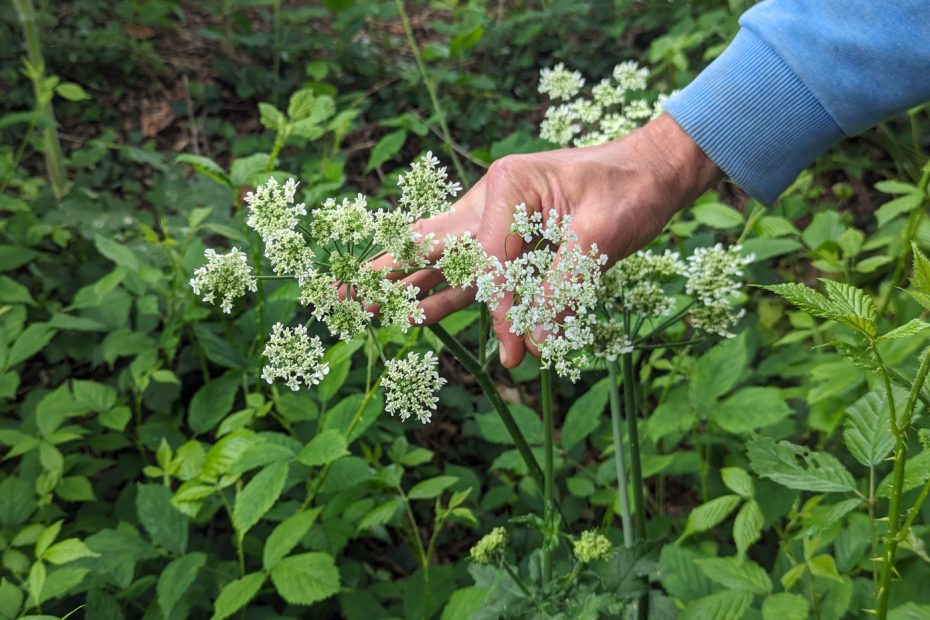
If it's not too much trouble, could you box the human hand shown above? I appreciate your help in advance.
[374,114,721,368]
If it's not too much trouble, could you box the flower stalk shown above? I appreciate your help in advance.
[607,360,633,548]
[541,366,554,583]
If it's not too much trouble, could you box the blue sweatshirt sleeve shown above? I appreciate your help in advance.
[663,1,930,205]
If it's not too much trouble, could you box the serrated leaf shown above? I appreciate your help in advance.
[258,103,286,131]
[689,334,748,411]
[680,590,753,620]
[878,449,930,497]
[366,129,407,172]
[734,499,764,557]
[762,593,809,620]
[880,318,930,341]
[229,153,271,188]
[658,546,715,602]
[269,552,340,606]
[408,475,459,500]
[263,508,321,570]
[297,429,348,467]
[188,372,240,434]
[287,89,317,120]
[7,323,55,368]
[357,498,402,531]
[747,436,856,493]
[682,494,742,537]
[42,538,98,564]
[911,243,930,296]
[211,572,265,620]
[843,391,895,466]
[157,553,205,618]
[695,556,772,595]
[807,554,841,580]
[763,283,836,319]
[820,280,877,336]
[232,461,289,536]
[801,498,862,538]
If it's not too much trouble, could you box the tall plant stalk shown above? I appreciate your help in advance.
[393,0,469,186]
[622,350,648,620]
[540,366,554,583]
[876,347,930,618]
[12,0,67,197]
[607,361,633,547]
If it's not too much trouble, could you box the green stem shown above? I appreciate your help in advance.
[393,0,468,186]
[899,475,930,543]
[622,351,648,620]
[399,491,430,618]
[876,346,930,619]
[12,0,67,197]
[607,360,633,548]
[541,367,554,584]
[503,563,533,598]
[479,305,489,367]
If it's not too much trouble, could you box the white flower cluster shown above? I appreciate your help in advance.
[537,60,661,148]
[189,247,258,313]
[684,244,753,338]
[477,206,607,382]
[592,244,751,353]
[397,151,462,219]
[538,62,585,101]
[245,177,306,239]
[382,352,446,424]
[261,323,329,391]
[436,232,495,288]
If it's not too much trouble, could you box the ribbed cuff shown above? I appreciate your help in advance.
[664,29,843,205]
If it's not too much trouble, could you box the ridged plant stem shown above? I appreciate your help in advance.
[607,360,633,548]
[540,366,554,584]
[622,351,648,620]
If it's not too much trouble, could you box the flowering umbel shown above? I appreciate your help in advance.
[538,60,664,148]
[382,352,446,424]
[189,247,258,313]
[261,323,329,391]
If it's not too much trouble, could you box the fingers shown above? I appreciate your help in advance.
[418,286,475,324]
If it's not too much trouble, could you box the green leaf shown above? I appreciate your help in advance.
[42,538,98,564]
[0,276,33,304]
[820,279,877,336]
[734,499,764,557]
[297,429,349,467]
[843,391,895,467]
[721,468,754,498]
[55,82,90,101]
[188,372,240,434]
[366,129,407,172]
[695,556,772,595]
[747,436,856,493]
[28,561,45,606]
[875,180,920,195]
[876,192,924,227]
[682,494,742,537]
[71,380,116,412]
[136,484,189,554]
[560,379,609,451]
[0,246,36,271]
[157,553,205,618]
[764,282,836,319]
[0,577,23,619]
[229,153,270,188]
[408,475,459,500]
[807,554,841,580]
[93,235,139,271]
[878,449,930,497]
[269,552,340,606]
[200,431,258,483]
[35,521,62,557]
[99,406,130,431]
[475,404,543,445]
[689,334,747,411]
[801,498,863,538]
[880,318,930,341]
[357,498,402,532]
[176,154,232,187]
[680,590,753,620]
[910,243,930,296]
[7,323,56,368]
[287,89,317,120]
[762,593,810,620]
[713,387,792,434]
[258,103,286,131]
[658,545,715,602]
[263,508,322,570]
[232,461,289,536]
[441,586,486,620]
[692,202,744,229]
[211,572,265,620]
[0,477,36,525]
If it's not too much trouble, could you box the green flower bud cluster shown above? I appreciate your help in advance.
[469,526,508,564]
[573,530,612,564]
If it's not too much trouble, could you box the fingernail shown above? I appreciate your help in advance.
[531,325,546,345]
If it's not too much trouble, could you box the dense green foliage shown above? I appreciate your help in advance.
[2,1,930,618]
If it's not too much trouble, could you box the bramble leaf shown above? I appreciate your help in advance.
[747,436,856,493]
[843,391,895,467]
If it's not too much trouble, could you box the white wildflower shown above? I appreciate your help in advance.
[685,244,752,307]
[189,247,257,314]
[437,232,494,288]
[264,229,315,280]
[569,99,603,124]
[375,280,425,330]
[261,323,329,391]
[245,177,306,240]
[612,60,648,93]
[624,98,653,120]
[539,62,585,101]
[592,78,623,107]
[397,152,462,219]
[540,104,581,146]
[599,113,637,140]
[299,269,338,319]
[324,299,371,342]
[382,351,446,424]
[310,194,373,245]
